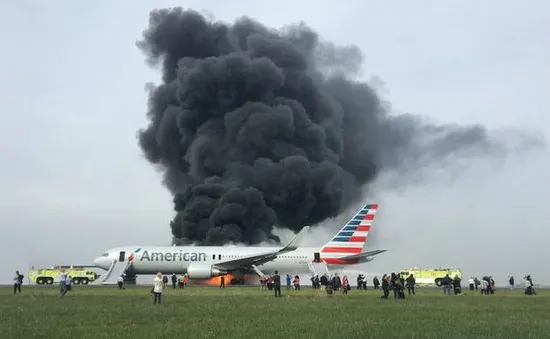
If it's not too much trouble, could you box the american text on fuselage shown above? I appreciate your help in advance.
[139,250,207,262]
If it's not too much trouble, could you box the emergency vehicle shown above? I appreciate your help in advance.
[28,266,99,285]
[399,268,463,286]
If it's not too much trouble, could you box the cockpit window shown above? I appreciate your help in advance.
[102,253,109,257]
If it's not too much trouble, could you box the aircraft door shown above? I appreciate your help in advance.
[119,251,126,262]
[314,252,320,263]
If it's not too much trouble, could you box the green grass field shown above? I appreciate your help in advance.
[1,285,548,339]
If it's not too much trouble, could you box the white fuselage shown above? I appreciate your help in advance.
[93,245,349,276]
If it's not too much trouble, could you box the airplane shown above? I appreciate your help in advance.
[93,203,386,282]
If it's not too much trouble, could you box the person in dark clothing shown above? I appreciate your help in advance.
[330,276,338,291]
[314,275,320,289]
[452,275,462,295]
[171,273,177,289]
[272,271,281,297]
[524,275,536,295]
[320,274,328,288]
[442,274,452,295]
[509,276,515,290]
[482,276,495,294]
[396,275,406,299]
[390,273,399,298]
[487,277,492,294]
[474,277,480,290]
[13,271,23,294]
[381,274,390,299]
[357,274,363,290]
[373,276,380,289]
[220,276,225,289]
[405,274,416,295]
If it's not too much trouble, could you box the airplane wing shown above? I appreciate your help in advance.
[212,226,310,271]
[338,249,387,260]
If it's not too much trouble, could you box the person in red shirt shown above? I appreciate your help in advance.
[342,276,349,295]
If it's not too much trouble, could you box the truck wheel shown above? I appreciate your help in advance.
[81,278,89,285]
[73,278,80,285]
[435,278,442,287]
[238,278,245,285]
[230,279,238,285]
[36,277,45,285]
[46,278,54,285]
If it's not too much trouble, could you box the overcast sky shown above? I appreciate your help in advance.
[1,0,549,285]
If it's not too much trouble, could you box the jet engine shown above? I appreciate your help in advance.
[186,263,225,279]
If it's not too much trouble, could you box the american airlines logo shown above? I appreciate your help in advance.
[139,250,207,262]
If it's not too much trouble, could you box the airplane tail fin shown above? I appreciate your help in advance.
[320,203,379,257]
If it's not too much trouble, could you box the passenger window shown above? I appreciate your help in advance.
[218,254,221,260]
[212,254,215,260]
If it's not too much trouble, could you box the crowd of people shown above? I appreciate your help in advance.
[11,269,538,304]
[256,272,538,299]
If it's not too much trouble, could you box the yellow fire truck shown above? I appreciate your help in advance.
[399,268,463,286]
[28,266,99,285]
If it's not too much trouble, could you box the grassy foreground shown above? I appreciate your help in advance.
[1,285,549,339]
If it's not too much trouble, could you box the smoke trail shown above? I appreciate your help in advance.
[135,8,541,245]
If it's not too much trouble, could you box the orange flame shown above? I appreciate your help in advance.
[204,274,237,286]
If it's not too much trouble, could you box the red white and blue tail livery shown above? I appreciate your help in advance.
[319,204,383,265]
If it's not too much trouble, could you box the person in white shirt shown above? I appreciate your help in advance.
[61,276,72,297]
[59,272,67,296]
[481,279,488,295]
[468,277,475,291]
[152,272,164,305]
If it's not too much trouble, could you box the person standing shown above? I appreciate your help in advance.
[13,271,23,294]
[183,274,189,288]
[220,276,225,289]
[468,277,475,291]
[178,274,184,289]
[162,275,168,290]
[373,276,380,289]
[272,270,282,297]
[380,274,390,299]
[152,272,164,305]
[342,275,349,295]
[171,273,177,289]
[59,271,67,296]
[286,274,291,289]
[405,274,416,295]
[442,274,452,295]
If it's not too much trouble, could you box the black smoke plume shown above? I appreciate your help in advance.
[135,8,538,246]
